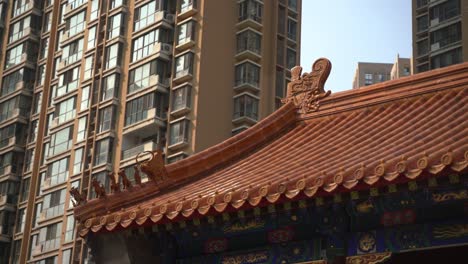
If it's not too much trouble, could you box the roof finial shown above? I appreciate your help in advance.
[282,58,332,113]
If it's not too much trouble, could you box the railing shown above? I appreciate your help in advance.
[235,77,260,88]
[122,141,158,160]
[0,108,29,122]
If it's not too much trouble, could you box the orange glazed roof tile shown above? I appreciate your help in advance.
[74,59,468,236]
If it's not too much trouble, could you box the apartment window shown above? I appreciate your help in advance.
[56,97,76,124]
[9,16,40,44]
[0,124,25,148]
[32,91,43,115]
[237,29,261,54]
[417,39,429,56]
[177,20,195,46]
[0,96,30,122]
[76,116,87,141]
[101,74,120,101]
[108,13,125,40]
[286,48,296,69]
[47,157,69,187]
[37,64,46,87]
[276,69,285,98]
[430,0,460,23]
[278,6,286,35]
[105,43,123,69]
[94,138,113,165]
[175,52,194,78]
[238,0,263,23]
[416,0,428,8]
[431,47,462,69]
[84,55,94,80]
[90,172,110,198]
[43,189,66,221]
[180,0,196,13]
[73,148,84,174]
[134,1,160,31]
[20,178,30,202]
[45,113,53,137]
[169,119,190,146]
[43,11,52,33]
[365,73,373,85]
[62,38,84,65]
[98,106,115,133]
[287,18,297,40]
[430,22,461,50]
[40,37,49,59]
[12,239,21,264]
[167,153,188,164]
[24,149,34,172]
[49,126,73,156]
[35,256,57,264]
[288,0,298,11]
[12,0,33,18]
[90,0,99,21]
[68,0,87,10]
[233,94,258,120]
[125,93,165,125]
[64,215,75,242]
[5,44,25,69]
[128,60,167,93]
[80,86,90,111]
[0,152,21,176]
[132,29,165,62]
[172,85,191,112]
[416,15,428,32]
[39,222,62,252]
[42,143,49,165]
[66,11,86,37]
[57,67,80,97]
[1,69,34,96]
[235,61,260,87]
[16,208,25,233]
[110,0,125,9]
[28,120,38,143]
[87,26,97,50]
[404,67,410,76]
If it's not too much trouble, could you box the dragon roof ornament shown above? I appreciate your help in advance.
[282,58,332,113]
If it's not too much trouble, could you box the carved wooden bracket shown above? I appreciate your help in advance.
[346,252,392,264]
[69,186,87,206]
[282,58,332,113]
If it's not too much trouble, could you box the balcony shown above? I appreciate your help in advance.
[178,2,198,20]
[0,165,17,178]
[0,137,23,151]
[236,47,261,63]
[234,77,260,93]
[154,11,175,28]
[237,14,262,31]
[123,108,166,136]
[0,226,11,243]
[150,42,173,61]
[0,108,29,123]
[121,141,158,166]
[128,75,169,97]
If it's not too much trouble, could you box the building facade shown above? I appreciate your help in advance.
[352,55,411,89]
[74,59,468,263]
[0,0,301,263]
[412,0,468,73]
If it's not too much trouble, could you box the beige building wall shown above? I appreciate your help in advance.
[0,0,301,263]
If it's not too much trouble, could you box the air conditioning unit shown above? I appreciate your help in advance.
[166,14,175,22]
[430,18,439,26]
[62,31,70,41]
[162,43,172,52]
[52,117,59,127]
[431,42,440,51]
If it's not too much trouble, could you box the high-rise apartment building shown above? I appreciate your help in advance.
[352,55,411,89]
[0,0,301,263]
[412,0,468,73]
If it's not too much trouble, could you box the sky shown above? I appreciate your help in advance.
[300,0,412,92]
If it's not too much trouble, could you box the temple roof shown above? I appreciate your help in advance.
[74,59,468,236]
